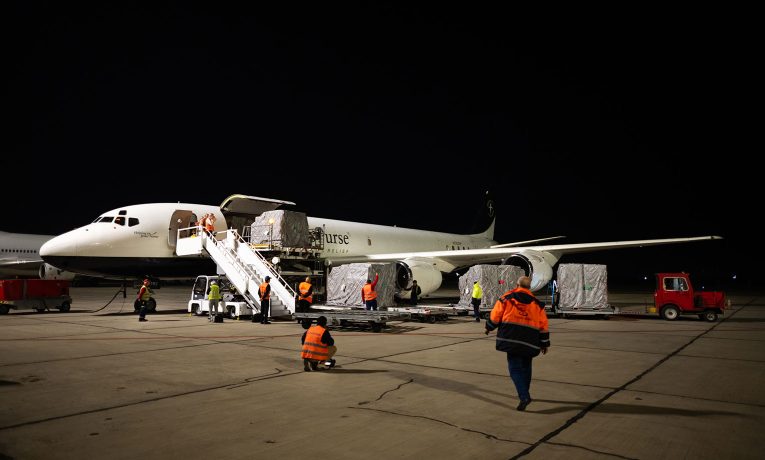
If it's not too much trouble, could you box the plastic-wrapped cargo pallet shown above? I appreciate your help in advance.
[326,263,397,308]
[250,210,310,248]
[556,263,608,311]
[458,265,526,309]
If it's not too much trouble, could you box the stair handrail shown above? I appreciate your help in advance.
[216,229,297,305]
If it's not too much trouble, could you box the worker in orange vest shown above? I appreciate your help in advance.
[298,276,313,312]
[257,276,271,324]
[301,315,336,371]
[485,276,550,411]
[361,273,379,311]
[203,214,216,235]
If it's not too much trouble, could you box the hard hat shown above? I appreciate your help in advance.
[211,280,217,285]
[265,276,271,281]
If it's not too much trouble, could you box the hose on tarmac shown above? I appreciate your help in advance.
[89,285,128,313]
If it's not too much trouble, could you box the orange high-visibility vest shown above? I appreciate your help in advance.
[362,283,377,301]
[259,282,270,300]
[487,287,550,357]
[299,281,313,304]
[301,325,329,360]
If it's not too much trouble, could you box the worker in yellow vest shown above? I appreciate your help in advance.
[257,276,272,324]
[136,279,152,322]
[471,281,483,322]
[301,316,336,371]
[298,276,313,312]
[207,280,221,322]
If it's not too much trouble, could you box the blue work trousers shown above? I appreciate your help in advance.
[506,354,533,402]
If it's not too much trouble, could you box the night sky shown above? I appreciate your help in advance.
[7,4,758,289]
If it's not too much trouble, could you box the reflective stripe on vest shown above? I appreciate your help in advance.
[362,283,377,301]
[299,282,313,303]
[301,325,329,360]
[259,282,270,300]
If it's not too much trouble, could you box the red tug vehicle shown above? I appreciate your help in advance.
[652,272,727,322]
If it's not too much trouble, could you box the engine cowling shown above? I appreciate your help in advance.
[38,263,76,281]
[395,258,443,299]
[502,250,556,292]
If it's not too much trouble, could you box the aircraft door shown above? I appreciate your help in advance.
[169,210,198,247]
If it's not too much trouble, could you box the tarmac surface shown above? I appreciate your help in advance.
[1,286,764,459]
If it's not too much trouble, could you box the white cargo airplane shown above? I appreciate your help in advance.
[39,194,720,296]
[0,231,75,280]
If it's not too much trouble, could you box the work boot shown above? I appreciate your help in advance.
[325,359,336,369]
[310,360,319,371]
[516,398,532,411]
[139,318,147,322]
[303,359,312,372]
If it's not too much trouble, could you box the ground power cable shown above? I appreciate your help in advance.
[89,285,128,313]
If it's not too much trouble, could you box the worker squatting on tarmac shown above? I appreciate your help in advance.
[300,315,337,371]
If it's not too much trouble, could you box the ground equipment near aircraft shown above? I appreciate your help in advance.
[550,263,617,318]
[295,308,411,332]
[0,279,72,314]
[551,269,727,322]
[187,274,253,319]
[649,272,727,322]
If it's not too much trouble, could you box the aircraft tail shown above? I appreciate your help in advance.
[469,190,496,239]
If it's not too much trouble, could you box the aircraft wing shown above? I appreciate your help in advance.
[329,236,722,272]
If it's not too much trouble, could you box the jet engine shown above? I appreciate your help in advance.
[501,250,557,292]
[395,258,443,299]
[38,263,76,281]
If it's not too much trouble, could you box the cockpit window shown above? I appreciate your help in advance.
[98,216,114,223]
[128,217,139,227]
[114,217,125,226]
[118,210,127,215]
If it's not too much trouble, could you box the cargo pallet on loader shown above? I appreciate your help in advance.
[385,305,454,323]
[295,308,411,332]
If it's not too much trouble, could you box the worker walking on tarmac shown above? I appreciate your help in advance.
[485,275,550,411]
[207,280,221,322]
[301,315,336,371]
[298,276,313,312]
[257,276,272,324]
[361,273,379,311]
[136,279,152,322]
[471,281,483,322]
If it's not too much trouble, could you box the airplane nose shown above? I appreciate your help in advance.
[40,230,79,258]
